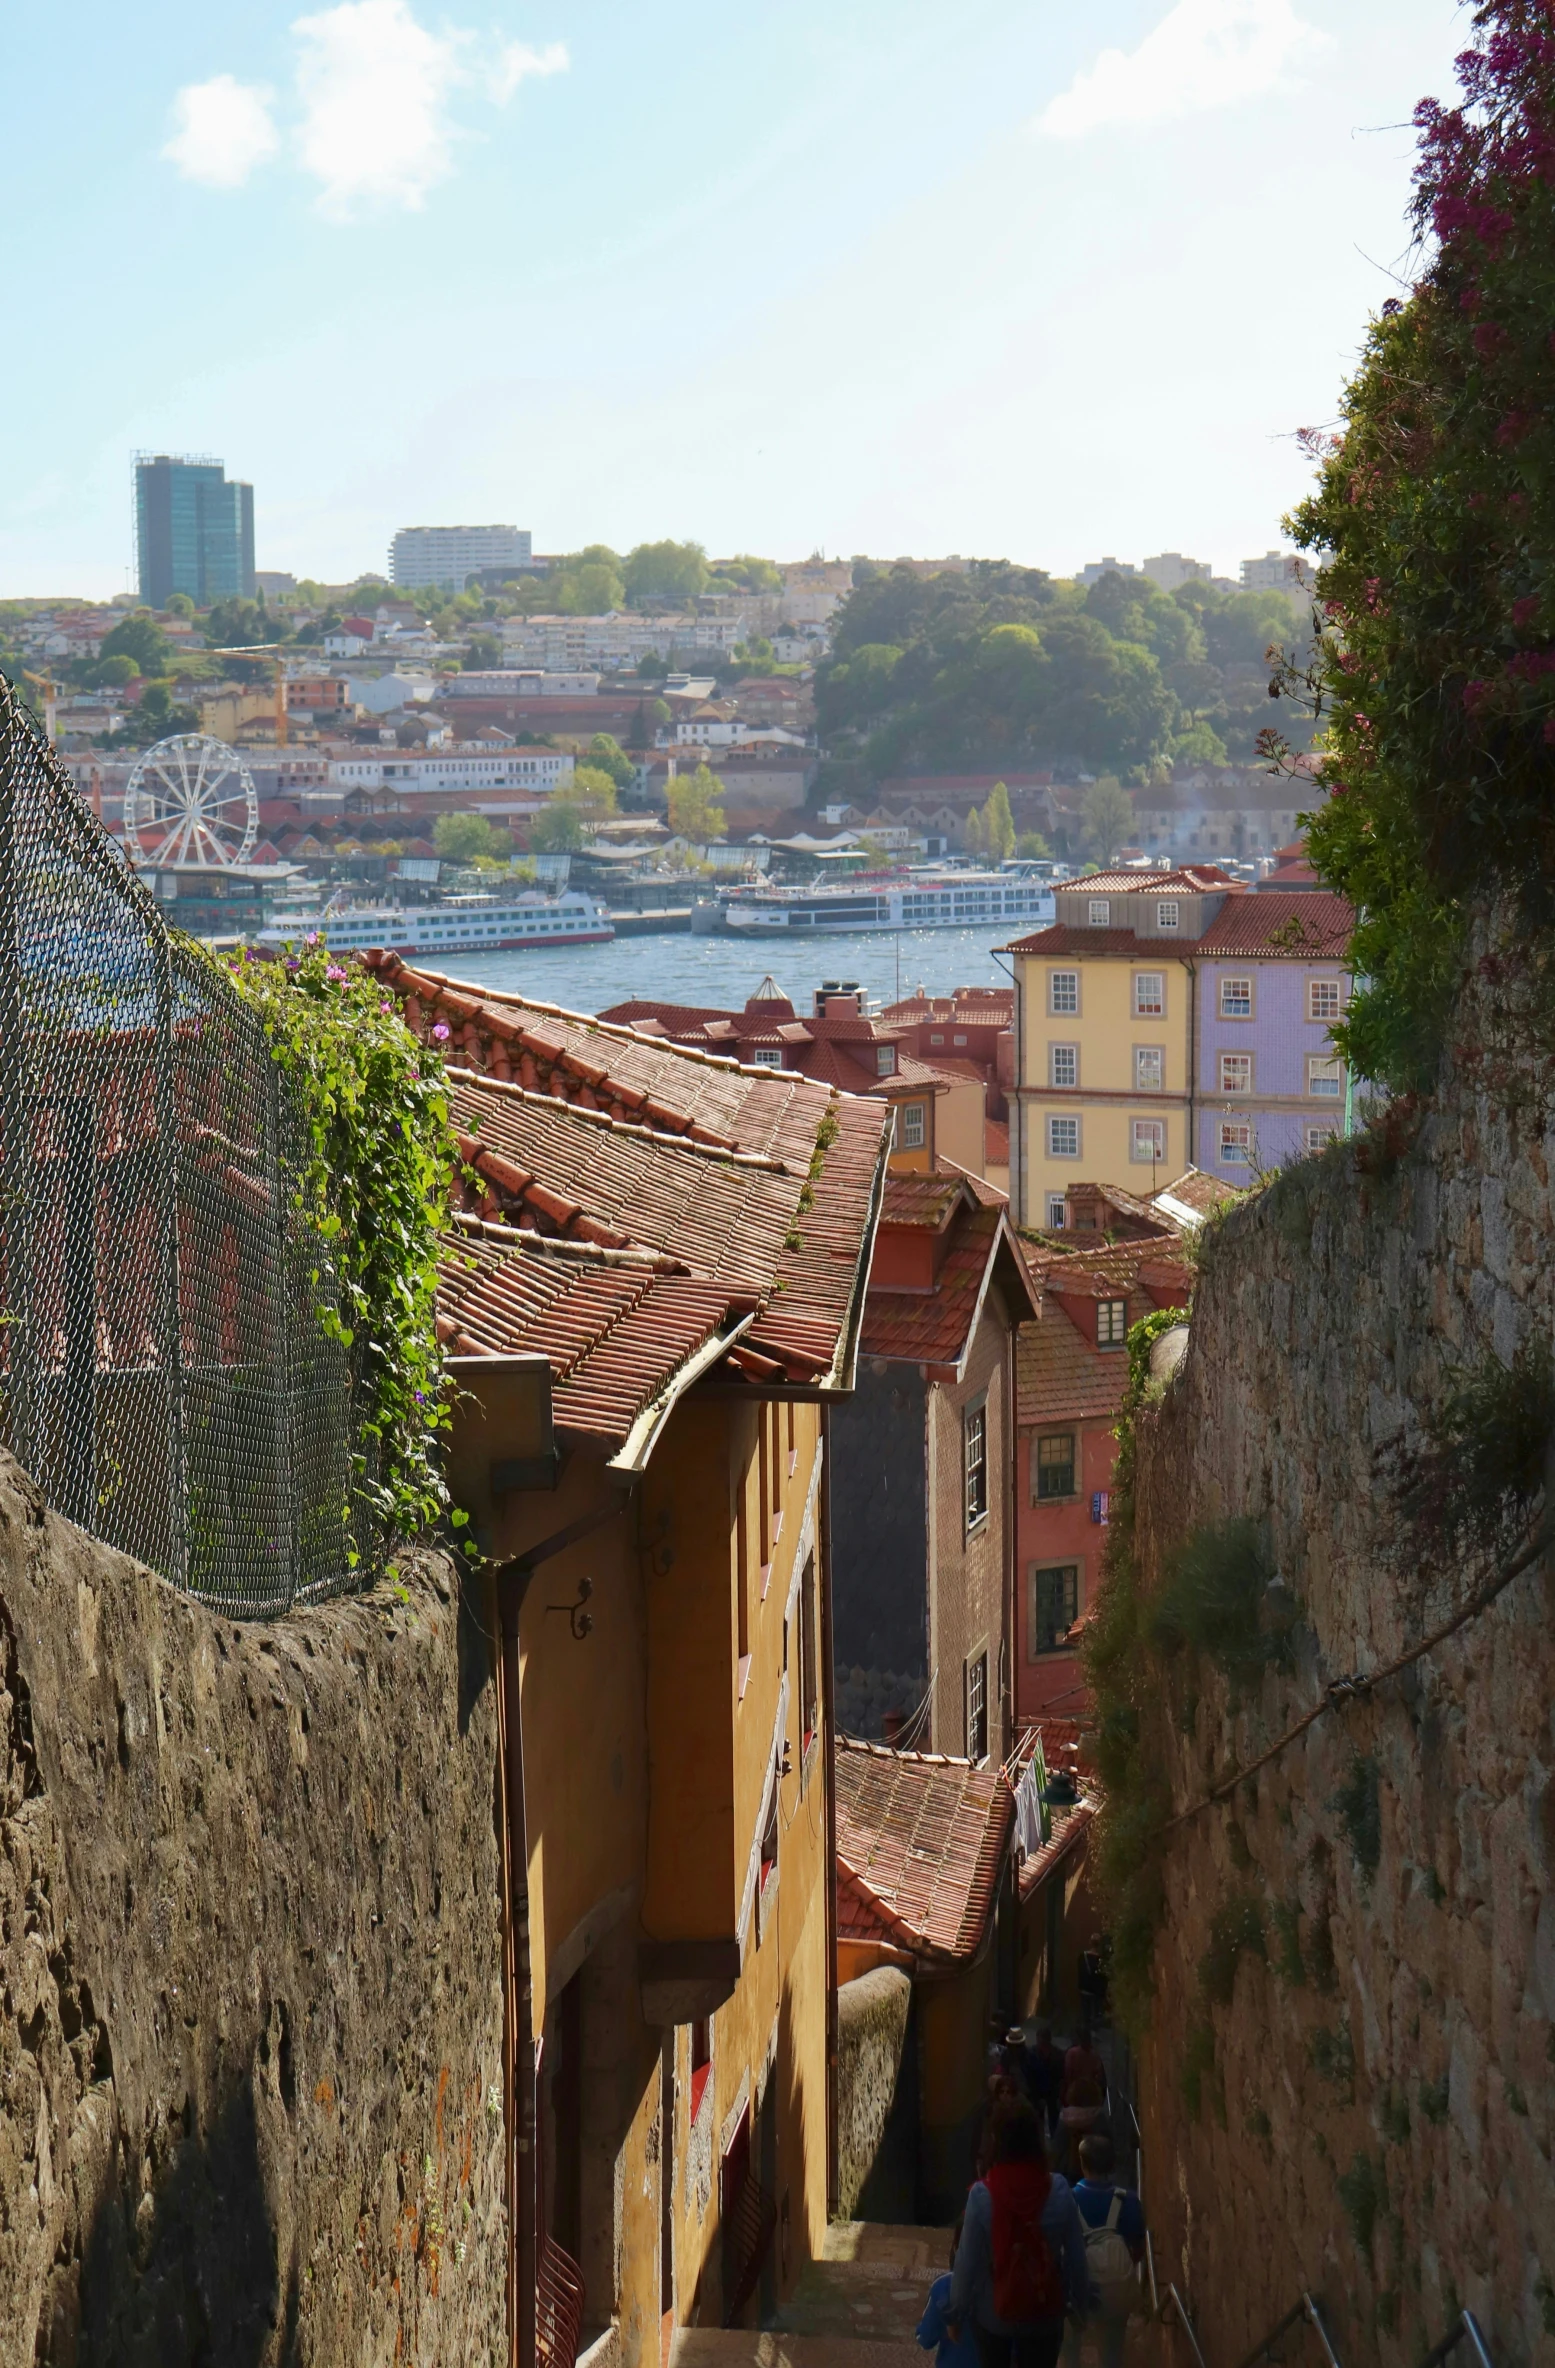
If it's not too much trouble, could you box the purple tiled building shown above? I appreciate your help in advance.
[1192,892,1355,1179]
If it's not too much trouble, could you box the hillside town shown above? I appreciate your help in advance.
[2,8,1553,2368]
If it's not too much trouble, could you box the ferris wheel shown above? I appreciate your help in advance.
[123,735,260,869]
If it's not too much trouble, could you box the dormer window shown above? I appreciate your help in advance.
[1156,901,1180,931]
[1097,1298,1128,1347]
[1088,897,1111,926]
[751,1046,783,1068]
[876,1045,896,1075]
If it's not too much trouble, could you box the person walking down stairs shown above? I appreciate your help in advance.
[945,2099,1088,2368]
[1061,2136,1146,2368]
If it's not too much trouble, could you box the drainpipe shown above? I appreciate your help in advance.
[820,1406,840,2222]
[494,1491,637,2368]
[1186,957,1199,1173]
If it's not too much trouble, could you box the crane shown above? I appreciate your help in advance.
[21,669,59,744]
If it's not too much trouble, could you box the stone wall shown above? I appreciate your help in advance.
[0,1452,506,2365]
[1129,977,1555,2361]
[833,1967,911,2221]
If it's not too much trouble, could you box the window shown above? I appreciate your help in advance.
[1049,969,1079,1016]
[1032,1565,1080,1656]
[751,1045,783,1068]
[690,2019,713,2122]
[1307,1056,1344,1098]
[1049,1043,1078,1089]
[1218,1051,1253,1094]
[897,1101,926,1150]
[1047,1114,1080,1159]
[1134,1045,1164,1091]
[1131,1117,1166,1164]
[876,1044,896,1076]
[1219,1121,1252,1166]
[1035,1431,1076,1500]
[1046,1195,1068,1229]
[1155,900,1180,931]
[1097,1298,1128,1347]
[965,1652,989,1761]
[1134,972,1165,1018]
[964,1404,988,1528]
[1220,976,1253,1018]
[1087,897,1111,926]
[1309,978,1342,1023]
[1305,1123,1337,1152]
[930,1032,945,1045]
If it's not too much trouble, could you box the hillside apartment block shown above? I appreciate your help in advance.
[1002,872,1356,1228]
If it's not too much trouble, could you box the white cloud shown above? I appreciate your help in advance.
[162,74,279,188]
[492,39,569,104]
[1038,0,1327,140]
[292,0,466,217]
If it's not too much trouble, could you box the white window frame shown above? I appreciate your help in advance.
[1218,1050,1254,1095]
[1307,1055,1344,1098]
[1134,971,1165,1018]
[897,1100,926,1150]
[1130,1117,1166,1164]
[1046,1114,1081,1160]
[1308,977,1343,1023]
[876,1044,897,1076]
[1219,975,1254,1019]
[964,1402,989,1532]
[1305,1123,1337,1151]
[1155,900,1180,932]
[1219,1120,1253,1166]
[1134,1045,1164,1092]
[1046,1195,1068,1229]
[1087,897,1111,926]
[750,1045,783,1068]
[1048,969,1080,1017]
[1049,1042,1079,1090]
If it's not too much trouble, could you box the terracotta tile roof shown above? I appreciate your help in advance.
[1057,865,1235,895]
[1154,1166,1241,1217]
[1016,1801,1095,1902]
[881,989,1014,1025]
[439,1223,740,1451]
[866,1170,1040,1369]
[985,1119,1010,1166]
[1015,1238,1191,1428]
[880,1171,973,1230]
[998,925,1193,958]
[363,953,891,1424]
[835,1736,1014,1966]
[1194,889,1353,958]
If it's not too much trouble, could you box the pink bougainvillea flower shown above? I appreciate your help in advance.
[1513,595,1540,627]
[432,1023,451,1042]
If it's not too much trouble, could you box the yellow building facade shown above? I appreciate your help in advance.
[1004,868,1235,1230]
[375,951,887,2368]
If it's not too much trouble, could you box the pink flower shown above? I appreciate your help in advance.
[1462,678,1491,713]
[305,931,320,947]
[1513,595,1540,628]
[325,963,347,983]
[432,1022,451,1042]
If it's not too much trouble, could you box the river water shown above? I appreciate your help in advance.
[442,921,1022,1018]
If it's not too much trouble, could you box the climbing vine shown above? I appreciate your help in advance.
[225,939,457,1544]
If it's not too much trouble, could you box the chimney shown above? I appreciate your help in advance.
[881,1710,905,1748]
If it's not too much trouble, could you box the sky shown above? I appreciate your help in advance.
[0,0,1470,598]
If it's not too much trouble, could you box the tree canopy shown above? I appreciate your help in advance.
[585,733,637,790]
[98,611,171,677]
[817,559,1314,780]
[530,802,585,853]
[434,811,506,865]
[1080,776,1136,865]
[1280,1,1555,1092]
[623,540,710,606]
[666,762,727,842]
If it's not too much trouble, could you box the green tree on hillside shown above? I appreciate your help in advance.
[434,812,505,864]
[567,764,619,819]
[624,540,710,606]
[1016,829,1051,861]
[585,733,637,791]
[554,553,626,615]
[667,762,727,842]
[1081,776,1135,865]
[98,611,171,677]
[530,802,585,853]
[982,780,1016,861]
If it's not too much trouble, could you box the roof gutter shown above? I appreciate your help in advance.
[608,1310,757,1473]
[820,1105,893,1396]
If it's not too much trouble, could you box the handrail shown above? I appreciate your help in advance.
[1233,2293,1341,2368]
[1165,2285,1209,2368]
[1418,2312,1495,2368]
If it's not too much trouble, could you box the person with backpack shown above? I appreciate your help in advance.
[917,2218,982,2368]
[1062,2135,1145,2367]
[945,2098,1088,2368]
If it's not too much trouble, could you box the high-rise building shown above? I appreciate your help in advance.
[134,455,255,609]
[1240,548,1304,592]
[1141,551,1211,592]
[389,524,532,593]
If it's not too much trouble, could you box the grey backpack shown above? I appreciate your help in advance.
[1085,2191,1135,2309]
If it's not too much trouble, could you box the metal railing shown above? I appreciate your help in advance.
[537,2233,585,2368]
[1233,2295,1341,2368]
[0,674,371,1614]
[1419,2312,1495,2368]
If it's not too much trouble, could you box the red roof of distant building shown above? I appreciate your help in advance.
[864,1167,1039,1371]
[1196,890,1352,957]
[835,1736,1014,1965]
[1015,1236,1191,1428]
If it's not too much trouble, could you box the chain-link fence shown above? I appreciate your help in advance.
[0,678,371,1616]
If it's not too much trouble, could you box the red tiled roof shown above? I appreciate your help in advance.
[985,1119,1010,1166]
[1056,865,1235,895]
[865,1175,1040,1369]
[1195,890,1353,958]
[1154,1166,1241,1217]
[1015,1239,1191,1427]
[835,1736,1014,1966]
[364,953,891,1426]
[999,925,1193,958]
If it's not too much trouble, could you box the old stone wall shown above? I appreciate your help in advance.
[1129,978,1555,2362]
[0,1451,506,2366]
[833,1966,911,2220]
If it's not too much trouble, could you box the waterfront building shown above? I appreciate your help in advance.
[134,453,255,607]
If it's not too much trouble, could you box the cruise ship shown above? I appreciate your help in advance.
[258,890,614,957]
[716,868,1056,935]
